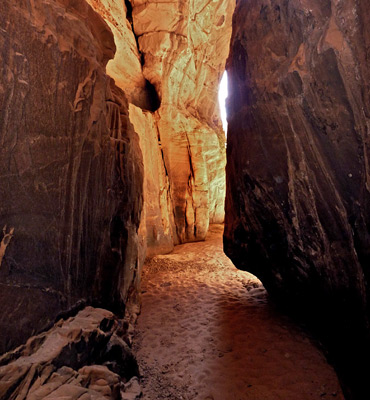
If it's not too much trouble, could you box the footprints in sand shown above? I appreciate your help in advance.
[134,225,344,400]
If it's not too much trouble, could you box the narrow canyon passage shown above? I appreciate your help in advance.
[134,225,344,400]
[1,1,370,399]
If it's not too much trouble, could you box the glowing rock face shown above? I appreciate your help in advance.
[85,0,147,106]
[88,0,235,249]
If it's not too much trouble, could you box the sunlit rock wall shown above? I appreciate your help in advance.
[0,0,143,353]
[129,104,175,256]
[87,0,234,250]
[224,1,370,398]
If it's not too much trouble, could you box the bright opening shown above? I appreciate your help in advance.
[218,71,228,135]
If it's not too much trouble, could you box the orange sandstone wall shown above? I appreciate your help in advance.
[87,0,235,253]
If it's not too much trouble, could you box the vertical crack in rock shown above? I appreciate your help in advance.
[185,131,197,238]
[124,0,144,66]
[124,0,133,24]
[86,0,233,249]
[155,122,178,245]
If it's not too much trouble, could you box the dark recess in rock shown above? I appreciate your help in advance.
[125,0,133,24]
[142,79,161,112]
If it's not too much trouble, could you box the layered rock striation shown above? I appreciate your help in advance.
[0,0,233,354]
[87,0,234,254]
[224,1,370,398]
[0,307,139,400]
[0,0,143,353]
[133,0,232,245]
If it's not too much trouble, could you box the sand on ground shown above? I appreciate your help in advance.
[133,224,344,400]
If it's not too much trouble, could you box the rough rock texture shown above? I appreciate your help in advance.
[87,0,234,252]
[129,105,175,256]
[0,307,139,400]
[134,0,232,244]
[0,0,143,354]
[85,0,153,110]
[224,1,370,398]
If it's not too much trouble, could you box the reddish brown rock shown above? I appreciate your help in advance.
[224,1,370,398]
[0,0,143,353]
[132,0,233,243]
[85,0,155,110]
[0,307,139,400]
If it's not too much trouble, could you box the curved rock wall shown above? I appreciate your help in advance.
[224,1,370,398]
[87,0,234,252]
[135,0,232,243]
[0,0,143,353]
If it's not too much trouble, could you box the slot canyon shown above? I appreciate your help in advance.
[0,0,369,399]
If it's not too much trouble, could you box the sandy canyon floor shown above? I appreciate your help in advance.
[133,224,344,400]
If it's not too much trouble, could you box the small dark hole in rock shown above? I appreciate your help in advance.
[100,318,114,332]
[143,80,161,112]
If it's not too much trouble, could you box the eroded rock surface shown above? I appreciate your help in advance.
[0,0,232,355]
[224,1,370,398]
[0,0,143,353]
[85,0,151,109]
[134,0,232,243]
[0,307,139,400]
[87,0,234,252]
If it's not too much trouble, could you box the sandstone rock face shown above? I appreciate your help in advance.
[85,0,154,110]
[87,0,233,251]
[0,307,139,400]
[129,105,176,256]
[224,1,370,398]
[133,0,232,243]
[0,0,143,353]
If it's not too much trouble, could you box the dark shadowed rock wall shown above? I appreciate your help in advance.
[0,0,143,354]
[224,0,370,398]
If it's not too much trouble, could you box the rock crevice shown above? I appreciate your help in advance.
[86,0,233,251]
